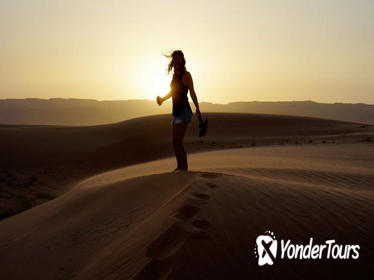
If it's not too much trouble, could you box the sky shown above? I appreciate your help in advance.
[0,0,373,104]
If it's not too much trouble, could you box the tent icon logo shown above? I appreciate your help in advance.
[254,231,278,266]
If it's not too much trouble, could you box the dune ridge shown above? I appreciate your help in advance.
[1,113,373,221]
[1,99,374,125]
[0,144,373,279]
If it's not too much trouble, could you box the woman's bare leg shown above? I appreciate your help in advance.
[173,123,189,170]
[172,124,181,169]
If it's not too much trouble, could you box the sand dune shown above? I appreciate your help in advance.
[1,113,372,220]
[0,144,373,279]
[1,99,374,125]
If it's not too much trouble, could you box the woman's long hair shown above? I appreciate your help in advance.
[163,49,186,75]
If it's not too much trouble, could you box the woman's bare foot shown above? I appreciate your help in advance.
[173,168,189,172]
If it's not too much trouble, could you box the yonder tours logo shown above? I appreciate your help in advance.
[254,231,360,266]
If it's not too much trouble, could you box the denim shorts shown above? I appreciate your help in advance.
[171,105,193,125]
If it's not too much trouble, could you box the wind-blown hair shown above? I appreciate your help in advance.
[163,49,186,75]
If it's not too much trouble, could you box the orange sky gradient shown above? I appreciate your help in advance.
[0,0,373,104]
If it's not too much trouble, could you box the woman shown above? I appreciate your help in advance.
[157,50,201,171]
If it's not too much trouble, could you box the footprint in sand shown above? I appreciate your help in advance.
[200,172,221,178]
[206,182,218,188]
[146,223,188,260]
[136,223,187,280]
[192,219,211,230]
[193,192,210,200]
[137,195,212,278]
[189,220,211,240]
[134,256,174,280]
[175,204,200,220]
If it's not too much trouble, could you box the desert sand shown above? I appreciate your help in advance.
[0,114,374,280]
[0,140,373,279]
[1,113,372,219]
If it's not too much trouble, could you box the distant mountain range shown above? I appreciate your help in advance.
[0,98,373,125]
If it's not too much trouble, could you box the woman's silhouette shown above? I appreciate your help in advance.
[157,50,201,171]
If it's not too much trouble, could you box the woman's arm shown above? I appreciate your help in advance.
[161,91,172,102]
[157,90,172,105]
[185,72,201,118]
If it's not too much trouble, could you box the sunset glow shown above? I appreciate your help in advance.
[0,0,373,104]
[130,52,172,101]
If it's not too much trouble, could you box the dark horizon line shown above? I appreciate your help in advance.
[0,97,373,106]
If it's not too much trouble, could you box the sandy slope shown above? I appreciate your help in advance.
[1,113,373,220]
[0,143,373,279]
